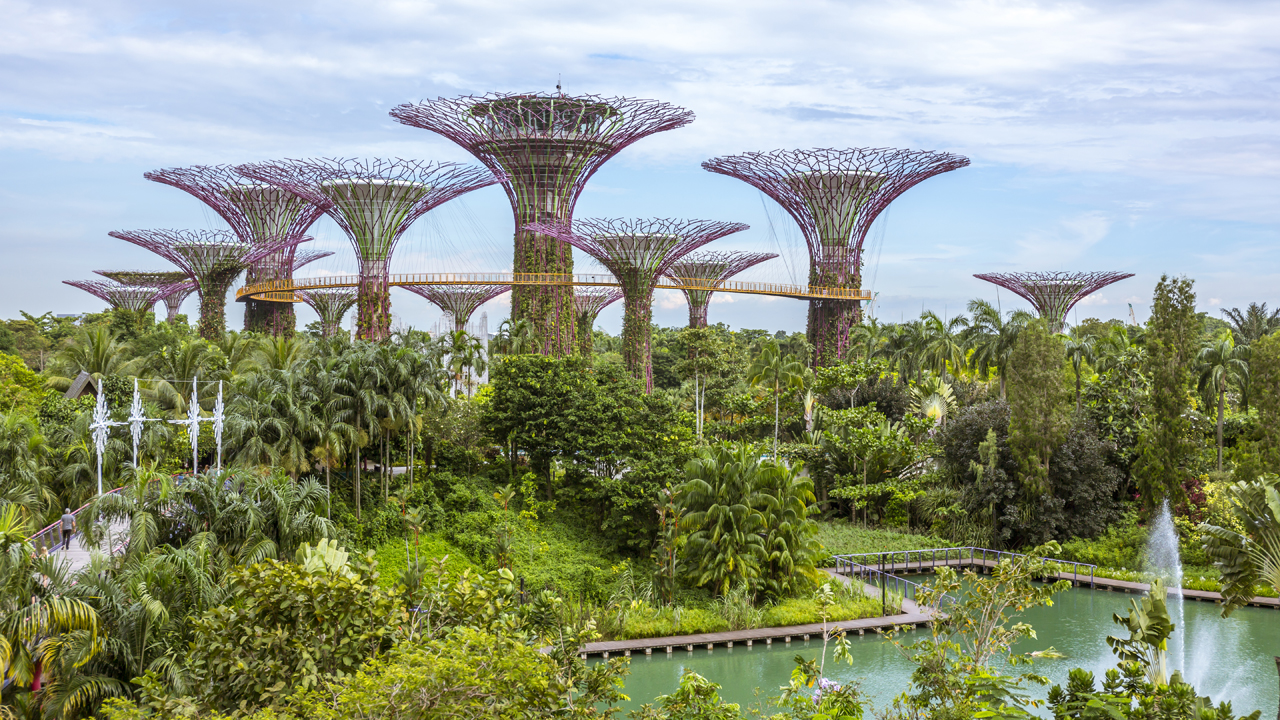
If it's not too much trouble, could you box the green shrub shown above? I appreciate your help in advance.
[759,597,879,627]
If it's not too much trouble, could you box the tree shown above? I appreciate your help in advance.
[1196,335,1248,472]
[45,326,141,393]
[745,341,804,458]
[1199,474,1280,616]
[1005,320,1070,496]
[186,545,402,713]
[677,328,733,441]
[1248,331,1280,470]
[964,299,1032,400]
[1061,326,1096,415]
[675,443,767,596]
[1134,275,1198,510]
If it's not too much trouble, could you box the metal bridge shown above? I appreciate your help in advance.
[235,272,873,303]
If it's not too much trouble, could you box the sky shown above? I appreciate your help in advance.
[2,0,1279,335]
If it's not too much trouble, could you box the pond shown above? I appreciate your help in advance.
[606,585,1280,717]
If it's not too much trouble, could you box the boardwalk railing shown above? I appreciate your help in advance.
[837,560,955,614]
[27,487,130,555]
[831,546,1097,588]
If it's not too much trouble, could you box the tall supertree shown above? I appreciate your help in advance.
[663,250,778,328]
[401,284,510,334]
[109,229,300,340]
[389,93,695,357]
[703,148,969,365]
[295,289,358,338]
[237,158,501,341]
[96,270,194,322]
[973,271,1136,333]
[144,165,332,337]
[527,218,748,391]
[572,288,623,355]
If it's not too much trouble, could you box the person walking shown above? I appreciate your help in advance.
[60,508,76,551]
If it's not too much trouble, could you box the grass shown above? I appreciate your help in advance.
[814,521,950,566]
[370,532,479,589]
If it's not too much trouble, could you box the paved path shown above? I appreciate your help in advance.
[49,520,130,573]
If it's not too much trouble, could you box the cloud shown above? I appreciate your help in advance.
[1012,212,1112,267]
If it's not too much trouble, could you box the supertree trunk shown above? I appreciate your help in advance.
[807,263,861,366]
[197,274,237,340]
[622,283,656,391]
[358,259,391,341]
[687,290,710,328]
[575,312,594,355]
[513,222,576,357]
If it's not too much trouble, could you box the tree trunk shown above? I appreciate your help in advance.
[1217,388,1225,472]
[354,416,362,520]
[1075,370,1082,415]
[999,372,1007,400]
[326,463,331,520]
[773,382,780,459]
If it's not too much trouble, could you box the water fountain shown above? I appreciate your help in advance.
[1143,499,1185,672]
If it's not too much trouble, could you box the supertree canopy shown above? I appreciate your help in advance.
[237,158,502,341]
[109,229,301,340]
[402,284,510,334]
[528,218,748,391]
[295,288,358,338]
[973,271,1136,333]
[664,250,778,329]
[702,148,969,365]
[63,279,172,313]
[572,288,623,355]
[389,93,695,357]
[95,270,193,323]
[144,164,331,337]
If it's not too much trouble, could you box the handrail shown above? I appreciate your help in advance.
[833,557,957,614]
[829,546,1096,588]
[235,272,874,303]
[28,487,127,554]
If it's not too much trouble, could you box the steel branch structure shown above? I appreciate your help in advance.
[145,164,331,337]
[572,288,623,355]
[96,270,193,322]
[109,229,300,340]
[973,271,1136,333]
[237,158,501,341]
[664,251,778,328]
[295,289,359,338]
[703,148,969,365]
[389,93,695,357]
[402,284,510,334]
[63,279,171,313]
[528,218,748,391]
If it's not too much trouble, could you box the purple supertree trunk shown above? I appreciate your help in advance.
[664,251,778,328]
[703,148,969,366]
[974,271,1136,333]
[296,288,358,337]
[237,158,501,342]
[527,217,748,392]
[389,93,694,357]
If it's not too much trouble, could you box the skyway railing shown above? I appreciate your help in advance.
[830,546,1097,587]
[236,272,873,303]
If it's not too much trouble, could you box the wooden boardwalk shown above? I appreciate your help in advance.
[47,520,129,573]
[579,575,934,658]
[843,556,1280,610]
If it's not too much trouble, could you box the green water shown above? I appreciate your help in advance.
[607,586,1280,716]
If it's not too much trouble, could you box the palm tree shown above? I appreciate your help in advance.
[490,318,537,356]
[302,355,357,518]
[0,411,54,523]
[746,341,805,458]
[1196,336,1249,472]
[1221,302,1280,346]
[753,458,821,597]
[849,318,886,361]
[675,443,767,596]
[0,504,101,699]
[1061,327,1097,414]
[963,299,1032,400]
[88,461,176,558]
[1199,474,1280,615]
[910,376,957,428]
[45,326,140,392]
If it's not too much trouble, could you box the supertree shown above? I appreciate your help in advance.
[527,218,748,391]
[109,229,301,340]
[401,284,510,334]
[295,288,358,338]
[237,158,501,341]
[702,148,969,365]
[144,164,332,337]
[572,288,623,355]
[389,93,695,357]
[95,270,194,322]
[663,250,778,328]
[973,271,1136,333]
[63,279,171,313]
